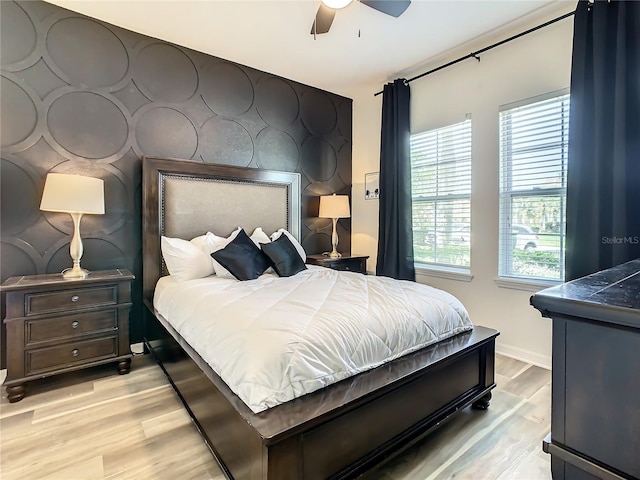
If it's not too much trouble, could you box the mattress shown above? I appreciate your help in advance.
[153,266,473,413]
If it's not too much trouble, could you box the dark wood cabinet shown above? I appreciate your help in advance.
[1,269,135,402]
[530,259,640,480]
[306,254,369,274]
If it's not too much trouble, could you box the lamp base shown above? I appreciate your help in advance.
[63,266,90,279]
[329,217,342,259]
[63,212,89,279]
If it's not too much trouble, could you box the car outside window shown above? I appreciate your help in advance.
[410,119,472,272]
[499,91,569,282]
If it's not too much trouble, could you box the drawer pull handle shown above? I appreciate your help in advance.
[71,349,79,357]
[71,321,79,329]
[71,295,80,303]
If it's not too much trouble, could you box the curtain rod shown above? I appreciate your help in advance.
[374,10,576,97]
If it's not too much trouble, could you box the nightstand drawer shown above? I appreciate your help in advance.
[332,259,363,272]
[306,255,369,274]
[26,336,118,375]
[26,309,118,345]
[25,286,118,315]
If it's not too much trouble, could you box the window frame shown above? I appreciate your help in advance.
[410,118,472,276]
[498,89,569,286]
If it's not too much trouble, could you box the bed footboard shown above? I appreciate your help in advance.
[144,301,498,480]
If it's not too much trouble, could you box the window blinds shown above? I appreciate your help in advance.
[411,119,472,269]
[499,92,569,281]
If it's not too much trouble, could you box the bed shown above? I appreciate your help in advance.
[142,156,499,479]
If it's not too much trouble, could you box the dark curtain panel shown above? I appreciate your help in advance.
[565,0,640,281]
[376,79,415,280]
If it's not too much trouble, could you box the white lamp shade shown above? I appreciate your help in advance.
[319,194,350,219]
[322,0,352,9]
[40,173,105,215]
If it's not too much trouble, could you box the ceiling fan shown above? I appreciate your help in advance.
[311,0,411,35]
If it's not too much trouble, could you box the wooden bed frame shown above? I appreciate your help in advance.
[142,156,499,479]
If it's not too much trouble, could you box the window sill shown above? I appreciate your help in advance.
[494,277,560,292]
[415,265,473,282]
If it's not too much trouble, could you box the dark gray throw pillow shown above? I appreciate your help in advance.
[211,229,271,281]
[261,234,307,277]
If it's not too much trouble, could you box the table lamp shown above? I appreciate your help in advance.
[40,173,105,279]
[319,193,350,258]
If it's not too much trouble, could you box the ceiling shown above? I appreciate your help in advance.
[45,0,574,98]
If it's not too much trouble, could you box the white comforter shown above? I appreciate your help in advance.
[154,266,473,413]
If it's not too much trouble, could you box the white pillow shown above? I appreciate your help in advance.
[249,227,275,274]
[250,227,271,247]
[188,232,228,274]
[161,236,214,281]
[206,227,242,278]
[270,228,306,262]
[190,234,210,254]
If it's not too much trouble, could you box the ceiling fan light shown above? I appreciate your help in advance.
[322,0,353,9]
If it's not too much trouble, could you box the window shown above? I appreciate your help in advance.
[411,119,472,271]
[499,91,569,282]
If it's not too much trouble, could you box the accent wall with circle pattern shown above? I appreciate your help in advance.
[0,0,353,355]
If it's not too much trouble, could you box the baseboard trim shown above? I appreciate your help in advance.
[496,344,551,370]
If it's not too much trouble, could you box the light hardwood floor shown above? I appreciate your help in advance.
[0,353,551,480]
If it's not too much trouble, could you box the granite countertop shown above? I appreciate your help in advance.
[530,259,640,329]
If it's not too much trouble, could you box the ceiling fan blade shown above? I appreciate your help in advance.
[360,0,411,18]
[310,3,336,35]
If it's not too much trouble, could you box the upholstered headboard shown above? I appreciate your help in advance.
[142,156,300,301]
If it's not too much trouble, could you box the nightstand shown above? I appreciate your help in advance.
[306,254,369,274]
[1,269,134,402]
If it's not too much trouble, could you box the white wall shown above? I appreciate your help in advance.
[351,10,574,369]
